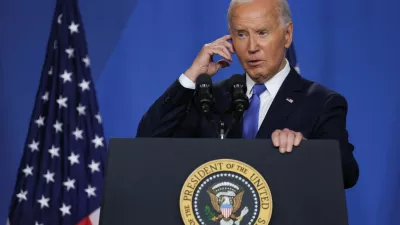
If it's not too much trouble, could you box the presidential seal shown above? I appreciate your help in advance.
[180,159,272,225]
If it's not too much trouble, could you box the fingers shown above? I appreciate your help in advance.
[285,131,295,153]
[279,129,287,153]
[204,45,232,61]
[294,132,302,146]
[214,45,232,61]
[219,38,234,53]
[205,44,232,62]
[187,35,233,78]
[272,129,304,154]
[205,35,234,59]
[219,34,232,42]
[216,35,234,54]
[271,130,280,147]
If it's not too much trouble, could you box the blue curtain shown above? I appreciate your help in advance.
[1,0,399,224]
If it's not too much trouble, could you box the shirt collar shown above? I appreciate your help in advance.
[246,58,291,98]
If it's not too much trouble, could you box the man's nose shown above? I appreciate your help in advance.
[248,36,260,54]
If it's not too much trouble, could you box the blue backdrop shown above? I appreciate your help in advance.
[1,0,399,224]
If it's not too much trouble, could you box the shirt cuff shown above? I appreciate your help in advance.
[178,73,196,90]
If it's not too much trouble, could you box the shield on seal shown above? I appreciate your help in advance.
[220,203,233,218]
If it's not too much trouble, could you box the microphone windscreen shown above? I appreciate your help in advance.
[229,74,247,93]
[196,74,212,86]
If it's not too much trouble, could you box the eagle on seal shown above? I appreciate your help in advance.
[207,182,249,224]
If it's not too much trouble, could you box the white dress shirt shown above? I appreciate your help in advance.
[178,59,291,130]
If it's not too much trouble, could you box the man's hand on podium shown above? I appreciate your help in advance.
[272,128,305,154]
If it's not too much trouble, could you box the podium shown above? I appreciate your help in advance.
[99,138,349,225]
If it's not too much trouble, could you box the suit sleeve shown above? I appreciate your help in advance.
[136,79,201,138]
[312,94,359,189]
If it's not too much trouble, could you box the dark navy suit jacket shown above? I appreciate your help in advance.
[136,67,359,189]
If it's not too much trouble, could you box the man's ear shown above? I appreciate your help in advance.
[284,22,293,49]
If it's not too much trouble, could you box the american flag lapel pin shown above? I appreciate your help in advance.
[286,98,294,103]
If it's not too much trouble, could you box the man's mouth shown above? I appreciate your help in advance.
[247,60,263,67]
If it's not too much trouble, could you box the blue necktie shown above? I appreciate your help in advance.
[242,84,267,139]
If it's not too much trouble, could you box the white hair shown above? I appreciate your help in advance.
[228,0,292,27]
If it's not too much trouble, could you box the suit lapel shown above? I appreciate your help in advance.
[256,68,306,138]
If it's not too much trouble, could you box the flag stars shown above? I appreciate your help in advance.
[68,152,80,166]
[77,104,86,116]
[63,178,76,191]
[59,203,71,216]
[43,170,55,184]
[57,14,63,24]
[53,120,63,133]
[35,116,45,128]
[78,79,91,92]
[82,55,90,68]
[72,127,83,140]
[60,70,73,83]
[28,140,39,152]
[48,145,60,158]
[88,160,100,173]
[57,95,68,108]
[65,47,75,58]
[92,135,104,149]
[85,185,97,198]
[16,189,28,202]
[68,21,79,34]
[37,195,50,209]
[42,92,49,102]
[95,113,102,124]
[35,222,43,225]
[48,66,53,75]
[22,165,34,177]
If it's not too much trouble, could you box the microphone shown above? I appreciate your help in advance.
[230,74,249,121]
[195,74,214,114]
[195,74,221,138]
[222,74,249,138]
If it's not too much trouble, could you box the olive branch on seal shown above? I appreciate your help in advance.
[204,204,215,221]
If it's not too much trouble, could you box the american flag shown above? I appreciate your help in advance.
[6,0,107,224]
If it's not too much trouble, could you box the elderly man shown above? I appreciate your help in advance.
[136,0,359,189]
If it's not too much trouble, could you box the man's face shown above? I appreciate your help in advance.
[229,0,293,83]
